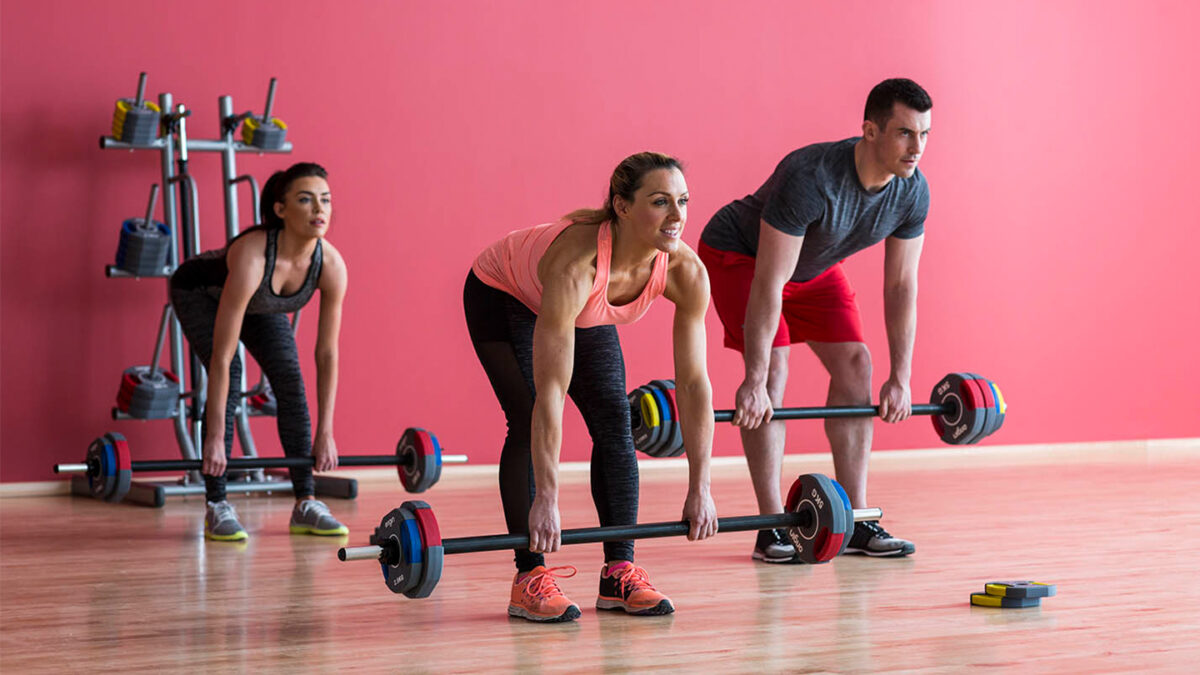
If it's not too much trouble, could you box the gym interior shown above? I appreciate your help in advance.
[2,1,1198,671]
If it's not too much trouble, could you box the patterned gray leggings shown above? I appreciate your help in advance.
[463,271,639,571]
[170,289,315,502]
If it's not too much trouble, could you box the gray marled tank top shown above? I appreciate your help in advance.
[171,227,323,315]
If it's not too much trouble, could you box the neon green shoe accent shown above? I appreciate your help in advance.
[289,499,348,536]
[289,523,349,536]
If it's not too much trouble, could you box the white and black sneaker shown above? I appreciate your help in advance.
[752,528,804,563]
[845,520,914,557]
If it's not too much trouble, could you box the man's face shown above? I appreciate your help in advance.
[866,103,931,178]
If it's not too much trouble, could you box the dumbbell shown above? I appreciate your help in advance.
[110,72,161,144]
[337,473,880,599]
[241,78,288,150]
[55,427,467,503]
[631,372,1008,457]
[114,183,171,277]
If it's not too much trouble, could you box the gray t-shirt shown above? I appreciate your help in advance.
[700,137,929,282]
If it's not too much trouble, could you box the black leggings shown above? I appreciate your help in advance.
[170,289,315,502]
[463,270,639,571]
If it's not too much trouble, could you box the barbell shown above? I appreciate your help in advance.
[337,473,879,599]
[631,372,1007,457]
[55,427,465,503]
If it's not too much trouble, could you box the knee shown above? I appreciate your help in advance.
[830,345,872,391]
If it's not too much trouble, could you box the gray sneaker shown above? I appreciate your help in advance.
[205,500,248,541]
[289,499,348,536]
[752,528,804,563]
[845,520,915,557]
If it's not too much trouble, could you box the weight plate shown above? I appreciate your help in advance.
[628,389,650,455]
[85,436,117,500]
[987,380,1007,436]
[784,473,840,564]
[984,581,1056,598]
[930,373,985,445]
[405,501,444,599]
[645,383,674,458]
[427,430,443,488]
[830,478,855,556]
[397,427,439,493]
[104,433,133,503]
[412,429,439,493]
[811,474,847,562]
[648,379,685,458]
[963,374,995,444]
[970,593,1041,609]
[630,387,663,457]
[376,507,423,595]
[638,388,665,457]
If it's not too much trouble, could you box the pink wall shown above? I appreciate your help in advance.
[3,1,1198,483]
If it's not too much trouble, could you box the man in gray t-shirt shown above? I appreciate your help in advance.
[697,78,932,562]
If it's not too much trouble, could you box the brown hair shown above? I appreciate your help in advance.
[564,152,683,227]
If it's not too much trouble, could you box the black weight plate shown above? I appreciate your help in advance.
[930,373,985,445]
[784,473,840,564]
[984,581,1056,598]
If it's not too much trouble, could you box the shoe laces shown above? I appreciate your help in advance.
[608,563,655,594]
[859,520,889,539]
[524,565,577,600]
[208,500,238,524]
[297,499,331,518]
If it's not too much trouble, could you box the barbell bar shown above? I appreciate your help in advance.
[337,473,876,598]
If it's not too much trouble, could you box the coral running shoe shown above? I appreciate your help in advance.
[508,565,582,622]
[596,561,674,615]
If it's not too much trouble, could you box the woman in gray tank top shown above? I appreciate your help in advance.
[169,162,350,541]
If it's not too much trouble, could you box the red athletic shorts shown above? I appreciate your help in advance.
[698,241,864,352]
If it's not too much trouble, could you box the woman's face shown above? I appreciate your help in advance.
[274,176,332,239]
[615,167,688,254]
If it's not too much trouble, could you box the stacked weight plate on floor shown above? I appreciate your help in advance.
[371,500,445,598]
[396,427,442,493]
[242,116,287,150]
[116,366,179,419]
[115,218,171,276]
[84,432,133,502]
[971,580,1056,608]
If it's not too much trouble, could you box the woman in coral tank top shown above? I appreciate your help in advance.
[464,152,717,622]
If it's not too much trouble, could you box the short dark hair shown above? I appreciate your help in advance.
[864,78,932,130]
[260,162,328,229]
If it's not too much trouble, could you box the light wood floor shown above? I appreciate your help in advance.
[3,441,1199,673]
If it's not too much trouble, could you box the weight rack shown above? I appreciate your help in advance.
[85,76,357,507]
